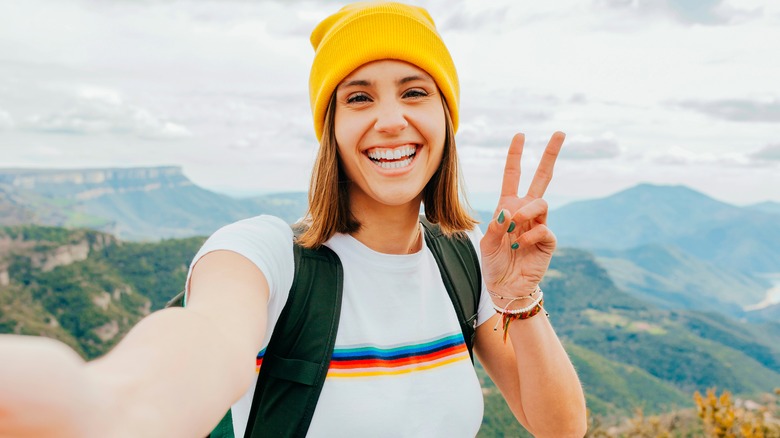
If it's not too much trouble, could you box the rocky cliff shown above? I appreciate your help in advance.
[0,166,192,201]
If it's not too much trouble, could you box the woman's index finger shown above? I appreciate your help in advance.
[527,131,565,199]
[500,133,526,197]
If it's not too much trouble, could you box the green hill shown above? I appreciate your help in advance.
[544,248,780,397]
[565,342,690,416]
[0,224,204,358]
[595,244,768,313]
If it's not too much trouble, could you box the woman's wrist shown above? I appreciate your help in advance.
[487,285,541,306]
[488,286,548,342]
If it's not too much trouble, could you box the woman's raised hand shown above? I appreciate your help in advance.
[479,132,564,298]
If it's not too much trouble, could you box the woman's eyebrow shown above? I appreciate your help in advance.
[340,79,371,88]
[397,75,430,85]
[339,75,432,89]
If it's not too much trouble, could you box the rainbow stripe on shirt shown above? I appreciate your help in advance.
[255,332,469,378]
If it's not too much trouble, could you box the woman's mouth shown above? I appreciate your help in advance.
[366,144,418,170]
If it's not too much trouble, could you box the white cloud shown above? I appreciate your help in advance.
[561,134,621,160]
[594,0,762,26]
[78,86,123,105]
[437,4,512,32]
[0,108,13,129]
[23,86,191,139]
[750,143,780,162]
[648,145,755,168]
[676,98,780,123]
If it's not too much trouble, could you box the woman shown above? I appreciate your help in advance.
[0,2,586,437]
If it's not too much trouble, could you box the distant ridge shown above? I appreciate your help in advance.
[550,183,780,275]
[551,183,742,249]
[0,167,308,241]
[748,201,780,215]
[596,244,767,312]
[0,166,183,178]
[0,166,192,201]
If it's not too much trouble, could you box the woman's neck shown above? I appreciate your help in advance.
[348,196,423,255]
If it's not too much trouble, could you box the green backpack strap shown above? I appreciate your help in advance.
[209,410,234,438]
[165,228,343,438]
[244,240,344,438]
[165,289,186,308]
[419,216,482,361]
[168,218,479,437]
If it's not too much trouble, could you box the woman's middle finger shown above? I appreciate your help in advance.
[527,131,565,199]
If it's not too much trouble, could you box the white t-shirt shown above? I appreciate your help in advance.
[186,215,495,437]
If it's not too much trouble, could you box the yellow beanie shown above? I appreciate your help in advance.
[309,1,459,141]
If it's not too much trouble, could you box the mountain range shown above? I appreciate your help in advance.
[2,167,778,319]
[546,184,780,320]
[550,183,780,276]
[0,167,308,241]
[1,166,779,433]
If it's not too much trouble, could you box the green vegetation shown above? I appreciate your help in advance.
[567,342,691,416]
[0,224,202,359]
[475,360,532,437]
[93,236,205,310]
[2,224,82,245]
[596,245,768,314]
[1,224,779,436]
[543,248,780,401]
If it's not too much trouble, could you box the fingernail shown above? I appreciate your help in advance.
[511,242,519,250]
[507,221,516,233]
[497,211,505,224]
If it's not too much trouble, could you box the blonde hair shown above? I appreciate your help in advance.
[296,94,477,249]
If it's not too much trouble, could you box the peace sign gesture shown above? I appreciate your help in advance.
[480,132,564,298]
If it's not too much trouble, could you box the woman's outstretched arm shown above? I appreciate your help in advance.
[0,250,268,438]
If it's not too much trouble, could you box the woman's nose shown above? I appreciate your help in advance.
[373,102,409,133]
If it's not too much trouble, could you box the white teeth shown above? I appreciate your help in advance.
[374,157,413,169]
[367,145,416,161]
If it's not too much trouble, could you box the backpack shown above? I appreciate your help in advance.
[167,216,482,438]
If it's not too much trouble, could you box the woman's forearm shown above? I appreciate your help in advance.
[0,307,257,438]
[508,314,586,437]
[87,307,257,437]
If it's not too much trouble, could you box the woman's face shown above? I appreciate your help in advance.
[334,59,446,211]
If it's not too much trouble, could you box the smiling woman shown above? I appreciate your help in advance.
[301,60,459,253]
[0,2,586,437]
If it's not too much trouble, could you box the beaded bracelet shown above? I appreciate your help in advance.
[491,287,549,342]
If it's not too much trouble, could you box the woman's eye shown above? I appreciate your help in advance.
[403,89,428,99]
[346,93,371,104]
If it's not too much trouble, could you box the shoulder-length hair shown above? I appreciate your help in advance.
[296,93,477,248]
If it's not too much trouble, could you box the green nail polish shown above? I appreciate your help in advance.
[507,221,516,233]
[511,242,519,250]
[497,211,505,224]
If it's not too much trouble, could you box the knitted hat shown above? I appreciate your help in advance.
[309,1,459,140]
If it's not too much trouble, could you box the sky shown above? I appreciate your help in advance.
[0,0,778,210]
